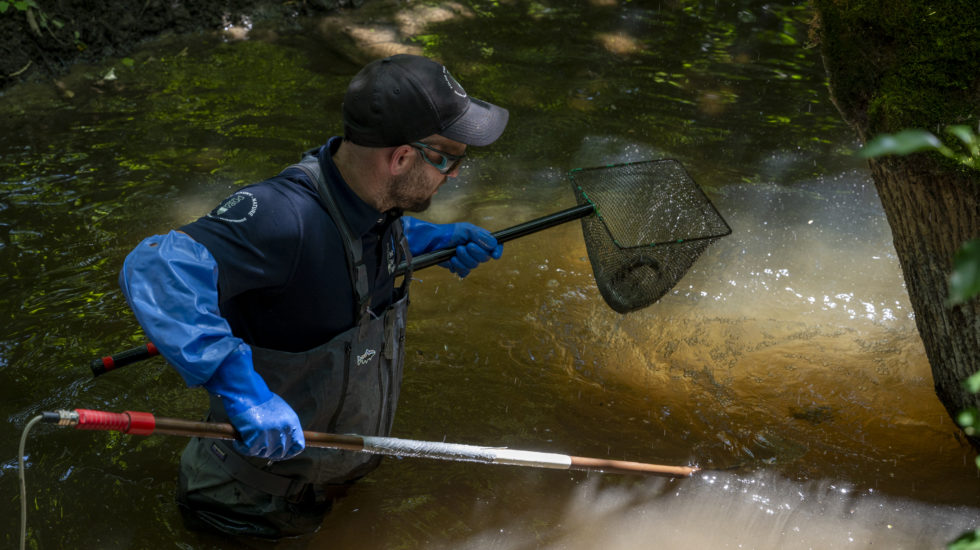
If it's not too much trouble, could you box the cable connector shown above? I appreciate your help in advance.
[41,410,79,427]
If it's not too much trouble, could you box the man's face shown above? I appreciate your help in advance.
[391,136,466,213]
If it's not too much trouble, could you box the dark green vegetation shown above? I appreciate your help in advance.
[815,1,980,142]
[0,0,360,90]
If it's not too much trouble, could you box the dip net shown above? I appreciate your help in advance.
[568,159,731,313]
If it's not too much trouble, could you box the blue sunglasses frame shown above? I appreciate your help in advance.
[410,142,466,174]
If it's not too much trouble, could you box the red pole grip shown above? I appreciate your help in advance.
[125,411,157,436]
[74,409,156,436]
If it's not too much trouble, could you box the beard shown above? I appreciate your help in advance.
[390,160,439,213]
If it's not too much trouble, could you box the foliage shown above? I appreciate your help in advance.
[949,528,980,550]
[0,0,35,13]
[951,239,980,306]
[0,0,64,36]
[813,1,980,137]
[859,126,979,169]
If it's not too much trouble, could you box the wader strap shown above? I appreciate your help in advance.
[390,217,412,296]
[208,440,303,499]
[285,154,371,321]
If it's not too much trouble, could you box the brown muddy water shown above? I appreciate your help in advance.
[2,1,978,548]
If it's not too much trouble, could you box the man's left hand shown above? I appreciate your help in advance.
[402,218,504,278]
[442,224,504,277]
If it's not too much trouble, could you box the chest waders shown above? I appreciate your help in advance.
[176,154,412,538]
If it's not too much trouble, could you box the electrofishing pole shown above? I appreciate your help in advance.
[40,408,699,477]
[19,409,698,549]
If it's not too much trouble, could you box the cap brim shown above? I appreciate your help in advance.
[440,98,509,147]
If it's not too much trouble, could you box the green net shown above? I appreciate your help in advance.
[569,160,731,313]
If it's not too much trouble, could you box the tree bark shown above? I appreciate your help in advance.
[813,1,980,445]
[869,160,980,431]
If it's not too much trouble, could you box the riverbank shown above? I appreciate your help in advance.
[0,0,362,92]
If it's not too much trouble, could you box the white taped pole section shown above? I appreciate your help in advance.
[361,436,573,469]
[359,435,698,477]
[492,448,573,469]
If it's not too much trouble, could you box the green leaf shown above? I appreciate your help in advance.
[965,372,980,394]
[950,239,980,305]
[0,2,9,14]
[957,407,980,436]
[858,129,942,158]
[946,125,977,147]
[946,125,980,159]
[957,408,978,429]
[948,528,980,550]
[121,57,135,67]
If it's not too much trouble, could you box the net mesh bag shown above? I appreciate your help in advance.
[569,159,731,313]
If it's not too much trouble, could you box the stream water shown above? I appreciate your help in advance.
[2,1,978,548]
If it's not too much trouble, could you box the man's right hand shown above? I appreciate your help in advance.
[204,346,306,461]
[225,392,306,460]
[119,231,305,461]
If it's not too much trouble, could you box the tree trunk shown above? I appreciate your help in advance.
[869,160,980,433]
[813,1,980,445]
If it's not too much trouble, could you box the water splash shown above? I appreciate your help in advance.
[448,472,979,549]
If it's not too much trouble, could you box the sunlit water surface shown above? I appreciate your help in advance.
[1,1,977,548]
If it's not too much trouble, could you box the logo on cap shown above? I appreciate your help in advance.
[442,67,467,98]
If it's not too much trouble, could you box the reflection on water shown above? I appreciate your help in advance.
[2,1,979,548]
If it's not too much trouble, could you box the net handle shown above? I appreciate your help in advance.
[398,203,595,274]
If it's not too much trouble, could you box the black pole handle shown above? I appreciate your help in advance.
[397,203,594,274]
[91,342,159,377]
[92,203,596,378]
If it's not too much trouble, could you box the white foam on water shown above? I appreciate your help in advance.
[450,472,979,550]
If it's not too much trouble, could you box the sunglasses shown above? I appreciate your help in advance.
[410,142,466,174]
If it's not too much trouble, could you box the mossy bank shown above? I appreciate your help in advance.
[0,0,364,92]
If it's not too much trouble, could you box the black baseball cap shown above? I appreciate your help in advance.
[342,54,509,148]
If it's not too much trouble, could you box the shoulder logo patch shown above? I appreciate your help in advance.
[208,191,258,223]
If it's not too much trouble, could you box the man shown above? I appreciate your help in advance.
[119,54,508,538]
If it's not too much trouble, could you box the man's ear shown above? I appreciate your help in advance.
[388,145,415,176]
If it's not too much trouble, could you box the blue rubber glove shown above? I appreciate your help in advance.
[203,356,305,461]
[119,231,305,460]
[402,217,503,278]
